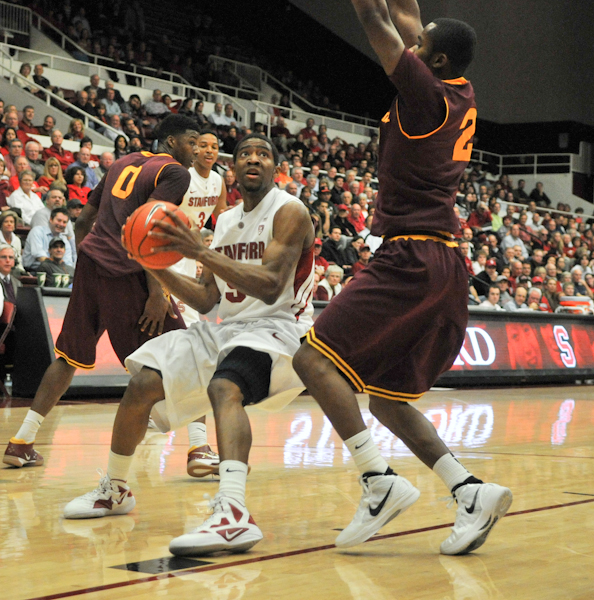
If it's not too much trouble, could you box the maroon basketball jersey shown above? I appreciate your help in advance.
[80,152,191,276]
[371,49,477,237]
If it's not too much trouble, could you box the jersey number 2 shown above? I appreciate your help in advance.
[112,165,143,199]
[452,108,477,162]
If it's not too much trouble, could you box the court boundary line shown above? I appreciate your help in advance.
[26,497,594,600]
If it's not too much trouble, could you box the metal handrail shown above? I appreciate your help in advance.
[0,57,127,141]
[0,1,30,36]
[26,7,186,85]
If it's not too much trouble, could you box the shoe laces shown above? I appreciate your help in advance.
[198,493,228,527]
[78,469,112,500]
[356,475,373,510]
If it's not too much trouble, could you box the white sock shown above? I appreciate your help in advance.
[107,450,134,482]
[433,453,474,492]
[218,460,248,504]
[15,410,45,444]
[344,430,390,476]
[187,421,208,449]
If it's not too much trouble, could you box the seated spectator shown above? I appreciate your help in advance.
[274,160,293,189]
[25,141,44,180]
[113,135,129,160]
[0,111,33,147]
[84,74,101,96]
[530,182,551,207]
[224,170,242,206]
[18,106,38,135]
[102,81,125,105]
[570,266,590,296]
[65,167,91,204]
[541,277,560,312]
[37,157,66,192]
[103,115,125,142]
[321,226,348,266]
[36,114,56,137]
[194,100,208,128]
[207,103,226,127]
[501,223,529,259]
[299,118,316,140]
[93,103,110,131]
[145,89,170,117]
[66,147,100,190]
[7,170,44,225]
[285,181,298,196]
[33,64,61,98]
[332,204,357,237]
[16,63,40,96]
[0,244,19,374]
[347,203,366,233]
[514,179,530,203]
[526,287,545,311]
[473,257,498,296]
[70,91,96,120]
[313,237,329,276]
[0,212,23,272]
[503,286,528,311]
[76,137,100,166]
[271,116,291,151]
[479,285,504,310]
[128,136,143,153]
[458,240,474,275]
[561,282,575,297]
[351,244,372,275]
[65,118,86,141]
[344,235,364,268]
[102,88,122,117]
[222,126,239,154]
[468,201,492,229]
[23,207,73,271]
[1,128,19,158]
[94,152,114,180]
[36,238,75,285]
[30,187,74,240]
[317,265,344,301]
[42,130,75,171]
[8,156,40,194]
[221,103,237,128]
[67,198,83,223]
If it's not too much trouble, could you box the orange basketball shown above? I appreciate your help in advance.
[123,201,191,269]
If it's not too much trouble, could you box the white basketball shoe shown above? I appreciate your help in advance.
[63,472,136,519]
[335,470,420,548]
[169,494,263,556]
[440,483,513,555]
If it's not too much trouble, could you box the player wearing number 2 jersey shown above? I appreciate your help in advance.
[3,115,198,469]
[294,0,512,556]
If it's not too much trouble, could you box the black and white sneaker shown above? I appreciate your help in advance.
[335,471,420,548]
[440,483,512,555]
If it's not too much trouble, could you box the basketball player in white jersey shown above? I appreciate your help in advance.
[169,130,227,478]
[64,133,316,559]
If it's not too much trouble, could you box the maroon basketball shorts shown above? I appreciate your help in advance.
[307,236,469,401]
[55,251,185,369]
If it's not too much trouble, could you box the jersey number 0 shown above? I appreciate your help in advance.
[112,165,143,199]
[452,108,477,162]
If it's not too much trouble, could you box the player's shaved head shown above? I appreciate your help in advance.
[427,18,477,75]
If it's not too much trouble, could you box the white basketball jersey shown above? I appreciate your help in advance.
[171,167,222,323]
[212,187,314,325]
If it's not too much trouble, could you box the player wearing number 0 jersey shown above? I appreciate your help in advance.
[294,0,511,555]
[3,115,198,469]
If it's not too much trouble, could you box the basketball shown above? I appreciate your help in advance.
[123,201,191,269]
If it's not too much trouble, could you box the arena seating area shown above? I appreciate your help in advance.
[0,0,593,316]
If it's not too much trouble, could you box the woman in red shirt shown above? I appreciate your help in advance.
[66,166,91,204]
[37,157,66,193]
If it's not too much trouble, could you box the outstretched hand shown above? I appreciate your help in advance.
[148,210,206,260]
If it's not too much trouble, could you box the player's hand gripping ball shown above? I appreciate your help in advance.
[123,201,191,269]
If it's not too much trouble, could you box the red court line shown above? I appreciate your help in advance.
[26,497,594,600]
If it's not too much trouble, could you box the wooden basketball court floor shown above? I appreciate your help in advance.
[1,386,593,600]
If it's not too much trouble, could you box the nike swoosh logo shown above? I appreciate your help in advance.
[225,468,244,473]
[24,453,32,461]
[369,484,393,517]
[144,202,167,227]
[354,439,369,450]
[465,489,480,514]
[272,332,286,344]
[221,528,247,542]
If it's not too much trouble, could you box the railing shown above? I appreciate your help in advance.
[24,6,185,85]
[252,99,377,139]
[0,53,126,142]
[0,1,30,37]
[0,43,249,127]
[208,56,261,93]
[471,148,573,177]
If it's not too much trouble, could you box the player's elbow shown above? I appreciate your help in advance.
[260,283,283,305]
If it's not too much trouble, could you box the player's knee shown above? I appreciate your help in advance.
[207,378,243,408]
[125,368,164,407]
[369,396,408,421]
[293,342,324,379]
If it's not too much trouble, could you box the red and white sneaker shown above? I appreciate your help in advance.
[187,445,220,477]
[3,438,44,467]
[169,494,263,556]
[63,472,136,519]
